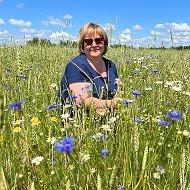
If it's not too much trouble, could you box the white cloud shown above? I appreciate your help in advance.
[17,3,24,8]
[169,22,190,32]
[63,14,73,19]
[20,28,52,39]
[0,30,10,36]
[9,18,32,27]
[133,24,142,30]
[155,24,165,29]
[42,16,72,27]
[0,18,5,24]
[50,31,70,40]
[123,28,131,34]
[20,28,37,33]
[0,30,10,37]
[120,33,132,43]
[102,23,115,32]
[150,30,165,36]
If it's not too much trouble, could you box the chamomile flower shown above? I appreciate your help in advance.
[154,81,163,84]
[109,117,117,123]
[182,130,190,137]
[31,156,44,165]
[61,113,70,120]
[172,84,183,92]
[79,153,90,162]
[100,125,112,132]
[153,172,160,179]
[47,137,57,144]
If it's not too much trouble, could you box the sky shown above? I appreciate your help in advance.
[0,0,190,47]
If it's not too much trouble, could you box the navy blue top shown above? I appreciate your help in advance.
[57,53,118,103]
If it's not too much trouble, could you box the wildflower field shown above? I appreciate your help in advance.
[0,45,190,190]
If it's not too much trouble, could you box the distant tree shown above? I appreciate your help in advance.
[26,37,52,47]
[59,40,77,48]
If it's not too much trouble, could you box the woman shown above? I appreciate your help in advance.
[58,23,119,109]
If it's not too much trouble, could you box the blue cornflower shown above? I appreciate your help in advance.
[135,117,142,123]
[155,165,165,175]
[151,69,159,74]
[101,149,110,157]
[6,68,12,72]
[119,185,126,189]
[8,100,25,109]
[71,95,78,99]
[158,120,171,126]
[45,104,58,111]
[101,134,109,141]
[14,87,20,91]
[54,137,74,153]
[132,90,142,97]
[65,101,71,104]
[166,110,182,121]
[22,75,28,80]
[122,100,133,105]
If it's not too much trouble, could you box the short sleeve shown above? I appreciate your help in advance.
[65,62,91,84]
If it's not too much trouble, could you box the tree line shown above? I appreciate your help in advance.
[26,37,190,50]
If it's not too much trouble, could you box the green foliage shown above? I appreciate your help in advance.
[26,37,52,47]
[0,45,190,189]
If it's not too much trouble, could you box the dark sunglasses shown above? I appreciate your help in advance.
[84,38,104,46]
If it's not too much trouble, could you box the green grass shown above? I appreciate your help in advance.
[0,45,190,190]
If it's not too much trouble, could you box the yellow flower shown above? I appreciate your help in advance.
[68,164,74,170]
[13,127,21,133]
[13,119,24,126]
[31,117,40,125]
[50,116,57,121]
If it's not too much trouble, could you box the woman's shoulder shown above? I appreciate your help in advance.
[70,53,87,66]
[103,57,116,68]
[65,54,88,72]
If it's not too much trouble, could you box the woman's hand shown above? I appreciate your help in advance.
[111,97,121,108]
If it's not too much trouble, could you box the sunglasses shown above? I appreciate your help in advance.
[84,38,104,46]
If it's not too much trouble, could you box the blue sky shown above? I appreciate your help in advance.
[0,0,190,47]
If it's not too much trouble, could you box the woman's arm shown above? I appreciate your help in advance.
[69,82,119,109]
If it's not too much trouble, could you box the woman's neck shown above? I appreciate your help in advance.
[87,57,106,76]
[87,57,103,66]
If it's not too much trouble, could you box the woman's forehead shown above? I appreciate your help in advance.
[85,32,101,38]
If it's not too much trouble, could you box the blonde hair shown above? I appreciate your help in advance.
[78,23,108,55]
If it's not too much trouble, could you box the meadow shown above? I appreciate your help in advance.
[0,44,190,190]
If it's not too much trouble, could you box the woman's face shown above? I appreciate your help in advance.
[83,32,105,60]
